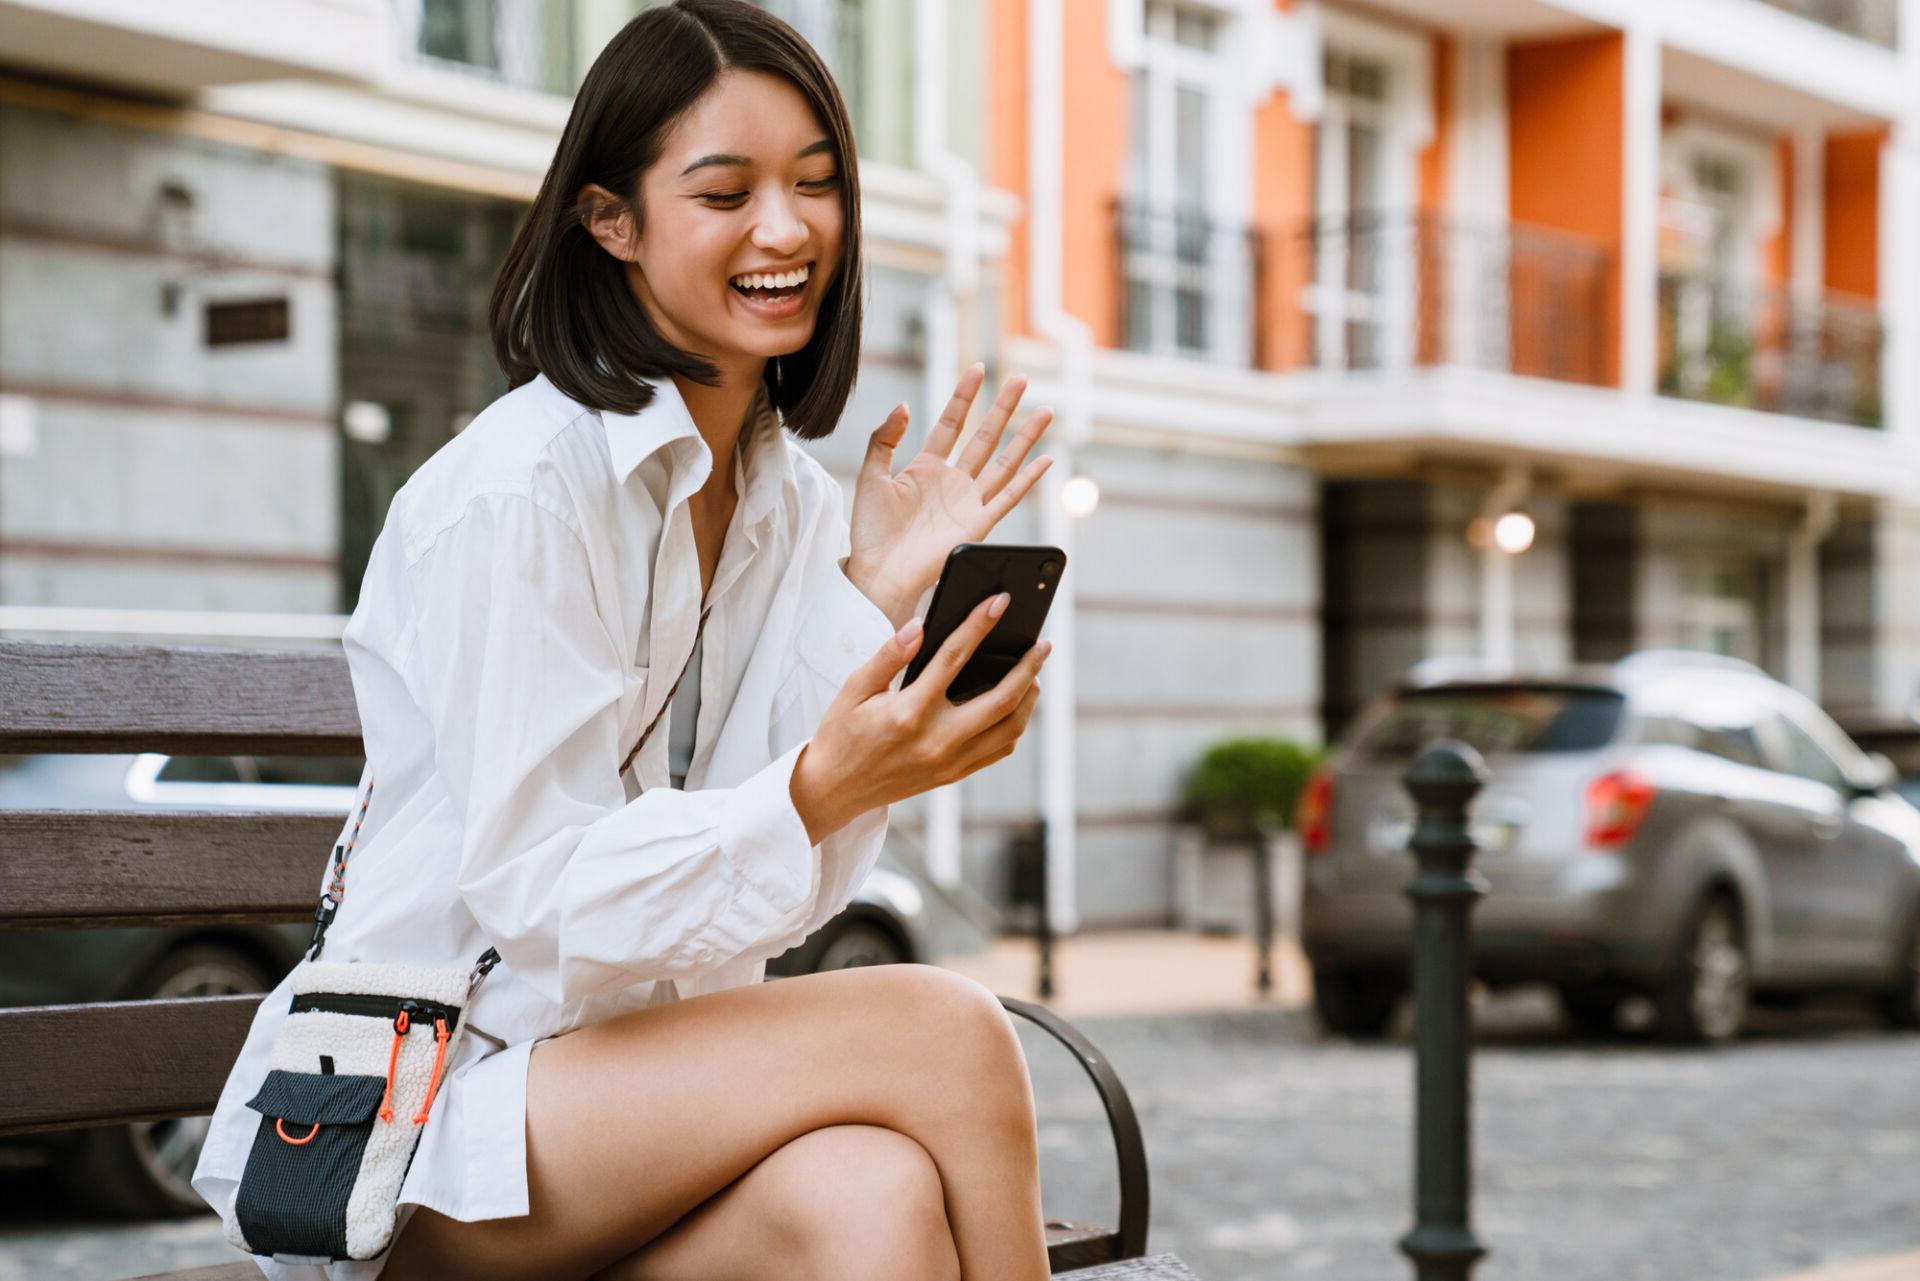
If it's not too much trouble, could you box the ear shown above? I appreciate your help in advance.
[577,183,638,262]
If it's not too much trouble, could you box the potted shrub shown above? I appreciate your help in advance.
[1174,737,1325,935]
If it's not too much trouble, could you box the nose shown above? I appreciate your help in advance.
[750,190,810,258]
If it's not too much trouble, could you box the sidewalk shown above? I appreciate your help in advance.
[1764,1257,1920,1281]
[932,927,1311,1019]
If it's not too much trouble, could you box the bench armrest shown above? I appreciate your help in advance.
[998,995,1150,1261]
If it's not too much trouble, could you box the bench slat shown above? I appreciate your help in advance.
[0,640,359,754]
[0,810,337,929]
[0,994,258,1135]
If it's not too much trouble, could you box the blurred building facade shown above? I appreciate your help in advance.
[991,0,1920,922]
[1,0,1917,929]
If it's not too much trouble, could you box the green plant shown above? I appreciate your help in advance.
[1180,737,1326,843]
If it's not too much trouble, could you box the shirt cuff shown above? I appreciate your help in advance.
[720,741,822,930]
[796,557,899,689]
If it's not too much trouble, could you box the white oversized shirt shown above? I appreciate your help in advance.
[192,372,895,1279]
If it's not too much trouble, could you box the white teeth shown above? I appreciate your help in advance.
[731,264,810,290]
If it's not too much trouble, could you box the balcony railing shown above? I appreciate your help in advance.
[1286,212,1613,385]
[1753,0,1897,48]
[1657,273,1884,427]
[1113,199,1267,368]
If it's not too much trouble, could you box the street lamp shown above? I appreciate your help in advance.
[1061,474,1100,519]
[1491,511,1535,554]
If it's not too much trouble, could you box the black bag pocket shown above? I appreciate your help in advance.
[234,1068,388,1261]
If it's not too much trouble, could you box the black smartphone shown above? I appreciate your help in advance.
[901,543,1066,703]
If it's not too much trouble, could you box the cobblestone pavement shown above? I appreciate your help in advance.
[3,991,1917,1280]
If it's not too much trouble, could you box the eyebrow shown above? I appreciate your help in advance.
[680,139,835,177]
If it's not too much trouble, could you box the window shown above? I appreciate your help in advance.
[1303,14,1430,374]
[1120,1,1248,363]
[1767,715,1849,792]
[1676,560,1766,666]
[1351,687,1627,761]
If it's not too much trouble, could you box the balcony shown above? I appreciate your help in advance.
[1288,212,1613,386]
[1658,273,1884,427]
[1752,0,1898,47]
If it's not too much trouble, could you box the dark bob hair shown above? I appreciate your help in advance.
[489,0,862,441]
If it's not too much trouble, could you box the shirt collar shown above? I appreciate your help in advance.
[596,375,795,530]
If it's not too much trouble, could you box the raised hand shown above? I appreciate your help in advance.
[844,363,1055,628]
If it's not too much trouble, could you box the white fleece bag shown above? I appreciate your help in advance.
[223,955,489,1263]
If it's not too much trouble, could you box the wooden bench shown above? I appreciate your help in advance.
[0,639,1196,1280]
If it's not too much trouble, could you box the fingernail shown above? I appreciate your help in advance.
[988,592,1010,619]
[895,401,909,417]
[896,618,922,647]
[1039,640,1054,661]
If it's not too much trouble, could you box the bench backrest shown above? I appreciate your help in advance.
[0,638,358,1137]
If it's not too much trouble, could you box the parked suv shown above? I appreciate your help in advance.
[1300,651,1920,1044]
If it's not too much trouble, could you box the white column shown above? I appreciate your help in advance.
[1030,0,1085,935]
[1621,21,1661,395]
[1481,545,1514,672]
[1786,493,1836,701]
[1792,127,1825,302]
[1447,37,1509,371]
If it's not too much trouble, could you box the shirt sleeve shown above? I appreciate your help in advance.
[401,489,836,1006]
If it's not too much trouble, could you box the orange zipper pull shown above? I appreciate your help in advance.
[413,1018,451,1125]
[377,1009,409,1124]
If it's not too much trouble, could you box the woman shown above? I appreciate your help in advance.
[191,3,1057,1278]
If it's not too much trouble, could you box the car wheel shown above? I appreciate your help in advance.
[1558,985,1623,1038]
[1876,913,1920,1030]
[1312,970,1399,1039]
[1653,897,1749,1045]
[58,943,275,1217]
[797,918,911,973]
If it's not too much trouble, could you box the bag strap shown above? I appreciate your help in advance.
[619,604,712,779]
[308,604,715,992]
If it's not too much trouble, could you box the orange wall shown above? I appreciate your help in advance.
[1252,84,1313,371]
[1766,137,1793,286]
[1508,32,1624,385]
[987,0,1030,339]
[1060,0,1131,345]
[1419,34,1454,214]
[1825,128,1884,299]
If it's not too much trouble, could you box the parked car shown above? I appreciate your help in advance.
[0,751,929,1216]
[1299,651,1920,1044]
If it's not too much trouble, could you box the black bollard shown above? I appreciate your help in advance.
[1397,739,1490,1281]
[1252,835,1274,995]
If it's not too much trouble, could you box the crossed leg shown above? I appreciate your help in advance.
[380,964,1047,1281]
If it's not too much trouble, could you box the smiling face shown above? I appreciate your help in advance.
[599,68,845,382]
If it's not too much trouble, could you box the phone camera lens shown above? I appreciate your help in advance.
[1040,559,1061,577]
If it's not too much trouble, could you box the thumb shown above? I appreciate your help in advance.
[862,403,909,479]
[845,616,923,700]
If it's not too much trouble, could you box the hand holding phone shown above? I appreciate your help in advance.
[901,543,1065,702]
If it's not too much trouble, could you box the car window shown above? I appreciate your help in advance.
[1766,715,1849,792]
[1349,686,1625,761]
[156,756,364,787]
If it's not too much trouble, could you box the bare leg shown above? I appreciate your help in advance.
[380,964,1047,1281]
[590,1124,961,1281]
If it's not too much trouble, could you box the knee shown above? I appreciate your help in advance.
[772,1126,960,1281]
[875,966,1035,1123]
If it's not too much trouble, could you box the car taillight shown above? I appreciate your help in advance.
[1585,770,1656,849]
[1298,767,1335,854]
